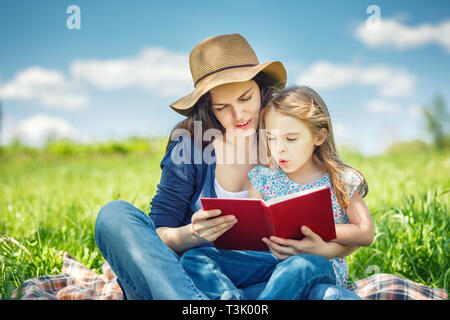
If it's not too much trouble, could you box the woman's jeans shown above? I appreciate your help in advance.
[180,248,361,300]
[95,200,208,300]
[94,200,362,300]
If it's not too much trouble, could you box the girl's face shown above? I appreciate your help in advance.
[265,110,325,174]
[210,80,261,135]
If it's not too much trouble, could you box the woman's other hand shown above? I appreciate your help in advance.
[190,208,237,243]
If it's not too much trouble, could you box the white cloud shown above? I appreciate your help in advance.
[70,47,192,96]
[0,46,191,111]
[296,62,356,90]
[9,114,80,147]
[366,99,400,114]
[356,18,450,53]
[366,100,427,118]
[0,66,88,110]
[296,61,415,98]
[331,122,348,138]
[409,104,423,118]
[330,122,353,148]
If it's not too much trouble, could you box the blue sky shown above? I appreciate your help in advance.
[1,0,449,155]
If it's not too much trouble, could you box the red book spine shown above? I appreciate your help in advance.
[262,203,275,236]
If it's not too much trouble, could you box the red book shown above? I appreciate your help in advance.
[201,185,336,251]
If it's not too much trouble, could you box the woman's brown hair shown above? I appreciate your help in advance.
[259,85,368,209]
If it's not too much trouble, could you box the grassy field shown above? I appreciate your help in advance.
[0,138,449,298]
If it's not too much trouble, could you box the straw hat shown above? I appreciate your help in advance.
[170,33,287,116]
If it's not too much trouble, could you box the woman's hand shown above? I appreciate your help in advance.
[190,208,237,243]
[262,226,334,260]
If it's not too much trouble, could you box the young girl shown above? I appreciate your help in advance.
[180,86,374,300]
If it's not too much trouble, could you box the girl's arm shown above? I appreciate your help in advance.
[254,180,360,259]
[258,181,360,259]
[333,193,374,247]
[321,237,358,258]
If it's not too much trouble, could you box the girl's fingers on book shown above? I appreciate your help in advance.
[266,245,290,260]
[264,237,298,255]
[269,236,301,251]
[301,225,321,240]
[269,236,288,245]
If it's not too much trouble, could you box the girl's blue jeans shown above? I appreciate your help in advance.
[180,248,361,300]
[94,200,362,300]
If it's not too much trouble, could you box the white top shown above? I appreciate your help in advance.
[214,177,250,199]
[193,177,250,213]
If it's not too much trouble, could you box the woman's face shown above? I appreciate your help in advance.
[210,80,261,135]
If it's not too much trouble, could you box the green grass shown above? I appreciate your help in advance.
[0,139,449,298]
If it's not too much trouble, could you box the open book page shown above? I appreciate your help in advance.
[264,185,329,206]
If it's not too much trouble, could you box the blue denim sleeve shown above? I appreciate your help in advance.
[149,137,199,228]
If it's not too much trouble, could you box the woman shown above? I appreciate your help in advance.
[94,33,360,300]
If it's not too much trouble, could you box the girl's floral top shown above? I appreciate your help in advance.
[248,165,366,287]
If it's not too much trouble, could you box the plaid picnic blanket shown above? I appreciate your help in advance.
[11,252,447,300]
[12,253,123,300]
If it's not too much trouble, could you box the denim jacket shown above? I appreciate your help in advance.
[149,136,217,244]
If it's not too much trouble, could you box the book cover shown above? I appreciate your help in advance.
[200,185,336,251]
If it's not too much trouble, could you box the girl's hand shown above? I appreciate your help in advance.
[262,226,330,260]
[190,208,237,243]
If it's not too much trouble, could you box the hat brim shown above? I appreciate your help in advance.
[170,61,287,116]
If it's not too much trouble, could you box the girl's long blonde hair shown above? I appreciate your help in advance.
[259,85,368,209]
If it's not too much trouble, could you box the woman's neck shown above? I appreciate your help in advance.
[215,132,259,165]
